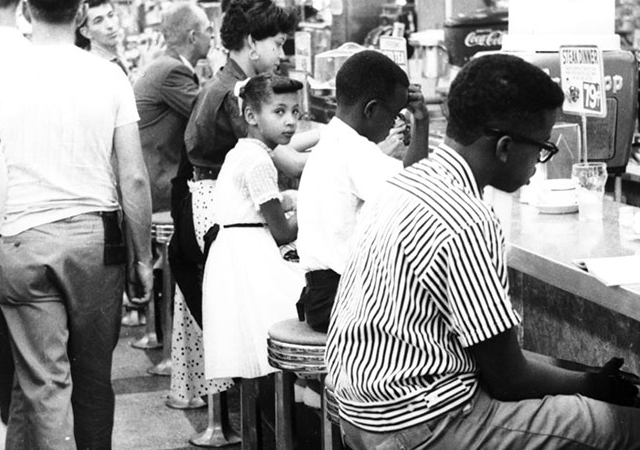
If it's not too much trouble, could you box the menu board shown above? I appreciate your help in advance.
[559,45,607,118]
[379,36,408,75]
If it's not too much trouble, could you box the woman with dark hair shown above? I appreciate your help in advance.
[167,0,318,413]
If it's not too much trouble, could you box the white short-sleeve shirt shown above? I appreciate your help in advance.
[0,44,139,236]
[297,117,402,274]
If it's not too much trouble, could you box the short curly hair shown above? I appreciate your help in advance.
[29,0,83,24]
[221,0,298,51]
[446,53,564,145]
[335,50,409,108]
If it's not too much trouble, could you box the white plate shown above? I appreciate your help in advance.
[534,202,579,214]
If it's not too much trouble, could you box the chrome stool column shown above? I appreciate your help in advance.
[147,212,174,376]
[323,374,346,450]
[267,318,328,450]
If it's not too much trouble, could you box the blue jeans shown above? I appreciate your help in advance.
[341,387,640,450]
[0,214,124,450]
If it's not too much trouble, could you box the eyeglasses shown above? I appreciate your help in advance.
[483,128,559,163]
[375,99,403,123]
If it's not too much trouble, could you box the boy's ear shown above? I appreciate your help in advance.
[363,99,377,119]
[494,135,511,163]
[244,106,258,126]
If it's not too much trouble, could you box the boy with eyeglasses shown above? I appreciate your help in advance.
[326,53,640,450]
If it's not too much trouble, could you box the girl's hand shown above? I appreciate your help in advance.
[281,189,297,212]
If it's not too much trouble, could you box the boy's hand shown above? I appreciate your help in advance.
[406,84,429,121]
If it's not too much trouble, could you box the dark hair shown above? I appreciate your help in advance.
[84,0,110,8]
[28,0,83,24]
[239,72,302,114]
[220,0,298,51]
[0,0,20,10]
[446,53,565,145]
[335,50,409,108]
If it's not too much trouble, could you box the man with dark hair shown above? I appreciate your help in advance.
[295,49,430,332]
[326,53,640,449]
[0,0,153,447]
[78,0,129,74]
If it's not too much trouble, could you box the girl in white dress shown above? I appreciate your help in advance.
[202,73,304,380]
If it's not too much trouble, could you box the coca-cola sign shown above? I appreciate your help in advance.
[464,29,504,48]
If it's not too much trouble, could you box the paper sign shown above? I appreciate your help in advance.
[379,36,408,75]
[559,45,607,118]
[294,31,312,74]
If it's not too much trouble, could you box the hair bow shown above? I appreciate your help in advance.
[233,78,251,116]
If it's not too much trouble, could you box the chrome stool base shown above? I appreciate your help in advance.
[190,393,241,448]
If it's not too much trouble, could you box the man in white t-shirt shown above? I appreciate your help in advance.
[296,50,430,331]
[0,0,31,433]
[0,0,153,447]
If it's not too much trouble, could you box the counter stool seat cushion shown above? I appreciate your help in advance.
[267,318,328,346]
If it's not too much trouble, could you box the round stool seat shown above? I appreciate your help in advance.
[267,318,327,373]
[323,374,340,426]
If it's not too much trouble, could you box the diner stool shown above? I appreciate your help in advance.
[267,318,332,450]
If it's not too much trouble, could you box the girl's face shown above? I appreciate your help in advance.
[246,92,301,149]
[251,33,288,74]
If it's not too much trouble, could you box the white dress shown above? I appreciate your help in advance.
[202,138,303,380]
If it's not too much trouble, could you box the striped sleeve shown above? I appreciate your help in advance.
[440,219,521,347]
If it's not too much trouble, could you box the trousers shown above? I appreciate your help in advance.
[341,387,640,450]
[0,214,124,450]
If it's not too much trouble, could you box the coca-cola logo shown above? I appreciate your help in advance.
[464,29,504,48]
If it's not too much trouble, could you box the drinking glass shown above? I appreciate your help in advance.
[571,162,607,222]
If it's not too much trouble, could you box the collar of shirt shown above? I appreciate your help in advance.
[219,57,248,84]
[430,143,482,199]
[178,54,195,73]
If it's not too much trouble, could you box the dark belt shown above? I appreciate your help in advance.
[193,165,221,181]
[203,222,265,260]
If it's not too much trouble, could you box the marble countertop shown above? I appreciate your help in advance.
[491,192,640,322]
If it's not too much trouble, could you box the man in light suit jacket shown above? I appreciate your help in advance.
[134,1,211,215]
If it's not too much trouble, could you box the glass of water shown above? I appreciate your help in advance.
[571,162,607,222]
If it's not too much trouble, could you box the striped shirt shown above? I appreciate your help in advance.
[325,143,522,432]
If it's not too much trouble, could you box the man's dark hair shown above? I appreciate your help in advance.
[28,0,82,24]
[446,53,564,145]
[335,50,409,108]
[0,0,20,10]
[220,0,298,51]
[240,72,302,114]
[84,0,109,8]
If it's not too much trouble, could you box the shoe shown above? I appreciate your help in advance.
[302,380,322,409]
[121,310,140,327]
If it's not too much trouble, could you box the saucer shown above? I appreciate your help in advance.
[534,202,579,214]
